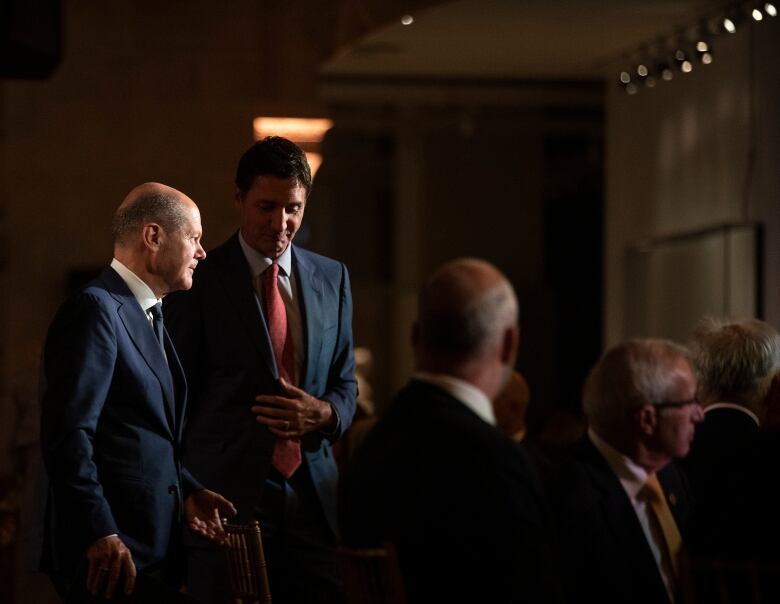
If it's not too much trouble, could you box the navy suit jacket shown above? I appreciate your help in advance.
[164,234,357,533]
[40,266,200,581]
[551,436,694,604]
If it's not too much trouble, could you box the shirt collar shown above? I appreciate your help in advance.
[238,230,293,277]
[588,427,649,500]
[110,258,161,313]
[705,401,760,426]
[412,371,496,426]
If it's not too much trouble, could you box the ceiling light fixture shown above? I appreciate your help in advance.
[616,0,772,96]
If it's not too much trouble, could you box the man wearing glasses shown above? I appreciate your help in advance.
[551,339,703,604]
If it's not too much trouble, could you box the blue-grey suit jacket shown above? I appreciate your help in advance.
[40,267,200,581]
[164,233,357,534]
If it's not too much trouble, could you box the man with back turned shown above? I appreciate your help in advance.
[340,258,555,603]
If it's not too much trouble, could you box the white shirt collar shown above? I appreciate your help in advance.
[238,230,293,277]
[110,258,161,313]
[412,371,496,426]
[588,427,649,500]
[705,401,760,426]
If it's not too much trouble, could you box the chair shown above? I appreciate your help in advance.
[337,543,406,604]
[221,519,272,604]
[679,555,780,604]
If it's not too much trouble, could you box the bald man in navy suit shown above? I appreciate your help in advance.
[40,183,235,602]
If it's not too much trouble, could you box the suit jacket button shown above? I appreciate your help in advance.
[168,484,179,495]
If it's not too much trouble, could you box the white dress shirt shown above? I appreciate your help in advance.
[412,371,496,426]
[705,401,760,426]
[110,258,162,324]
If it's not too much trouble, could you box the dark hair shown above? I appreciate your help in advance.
[235,136,312,195]
[111,191,187,244]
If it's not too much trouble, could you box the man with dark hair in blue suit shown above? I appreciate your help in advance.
[165,138,357,604]
[40,183,236,602]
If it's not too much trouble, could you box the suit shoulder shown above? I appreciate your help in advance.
[294,246,347,273]
[54,282,116,319]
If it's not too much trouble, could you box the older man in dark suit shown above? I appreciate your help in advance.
[340,258,556,603]
[552,339,703,604]
[682,318,780,561]
[165,138,357,604]
[40,183,235,602]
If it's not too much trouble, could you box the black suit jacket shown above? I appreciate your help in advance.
[40,267,200,583]
[164,234,357,532]
[340,379,557,604]
[551,436,693,604]
[681,406,773,559]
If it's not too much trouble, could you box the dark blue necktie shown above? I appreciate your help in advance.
[149,302,165,351]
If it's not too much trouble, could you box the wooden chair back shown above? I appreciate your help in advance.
[680,556,780,604]
[337,543,406,604]
[221,519,272,604]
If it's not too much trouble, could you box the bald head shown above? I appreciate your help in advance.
[416,258,518,367]
[112,182,196,247]
[110,182,205,297]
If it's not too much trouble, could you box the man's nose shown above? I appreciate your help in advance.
[196,242,206,260]
[270,208,287,231]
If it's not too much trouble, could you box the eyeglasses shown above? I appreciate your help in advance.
[655,397,701,410]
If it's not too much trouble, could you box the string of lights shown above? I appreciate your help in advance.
[618,1,776,95]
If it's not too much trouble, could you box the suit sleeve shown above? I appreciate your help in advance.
[40,293,120,544]
[320,262,358,440]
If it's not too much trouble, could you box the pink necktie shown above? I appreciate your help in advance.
[263,263,301,479]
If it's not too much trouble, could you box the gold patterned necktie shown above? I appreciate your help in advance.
[641,473,682,577]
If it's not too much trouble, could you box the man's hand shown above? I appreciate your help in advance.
[85,535,136,598]
[251,378,335,438]
[185,489,237,544]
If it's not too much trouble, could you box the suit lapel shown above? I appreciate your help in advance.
[582,439,669,597]
[218,235,277,377]
[293,247,323,389]
[163,328,187,442]
[102,269,176,439]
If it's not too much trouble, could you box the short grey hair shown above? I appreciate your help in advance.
[583,339,692,432]
[111,191,188,244]
[691,317,780,405]
[417,259,518,363]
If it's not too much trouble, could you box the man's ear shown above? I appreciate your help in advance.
[637,404,658,436]
[500,325,519,365]
[234,188,244,209]
[141,223,163,251]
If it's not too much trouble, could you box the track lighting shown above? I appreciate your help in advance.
[616,0,772,96]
